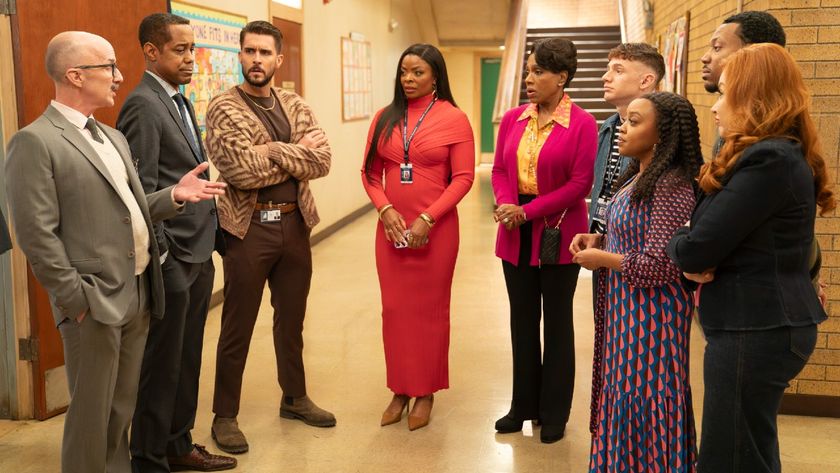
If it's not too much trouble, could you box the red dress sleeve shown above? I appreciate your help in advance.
[424,139,475,220]
[360,110,390,210]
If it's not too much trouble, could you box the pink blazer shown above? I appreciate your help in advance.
[491,103,597,266]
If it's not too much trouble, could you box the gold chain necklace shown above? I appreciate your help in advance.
[240,87,276,111]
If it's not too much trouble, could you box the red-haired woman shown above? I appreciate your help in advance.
[667,43,836,473]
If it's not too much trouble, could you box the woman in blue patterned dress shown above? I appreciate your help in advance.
[571,92,703,472]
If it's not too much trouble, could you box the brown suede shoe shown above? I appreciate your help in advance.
[168,444,237,472]
[408,394,434,431]
[279,395,336,427]
[380,394,410,426]
[211,416,249,454]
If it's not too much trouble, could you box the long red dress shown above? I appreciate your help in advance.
[361,93,475,396]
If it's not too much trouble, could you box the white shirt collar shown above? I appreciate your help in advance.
[50,100,92,130]
[145,70,179,98]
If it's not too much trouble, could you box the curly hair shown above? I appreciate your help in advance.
[614,92,703,204]
[723,11,785,47]
[608,43,665,84]
[699,43,836,215]
[530,38,577,88]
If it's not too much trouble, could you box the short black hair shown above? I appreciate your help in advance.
[240,20,283,53]
[529,38,577,88]
[139,13,189,49]
[723,11,786,47]
[608,43,666,84]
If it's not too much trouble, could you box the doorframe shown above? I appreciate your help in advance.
[269,0,304,97]
[0,12,32,420]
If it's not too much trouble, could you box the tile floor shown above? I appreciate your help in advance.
[1,169,839,472]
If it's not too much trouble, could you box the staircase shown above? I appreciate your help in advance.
[520,26,622,125]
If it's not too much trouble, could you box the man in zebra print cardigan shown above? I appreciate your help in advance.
[204,20,333,455]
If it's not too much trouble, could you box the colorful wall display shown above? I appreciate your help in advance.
[170,1,247,136]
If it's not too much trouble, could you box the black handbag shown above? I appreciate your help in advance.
[539,209,567,265]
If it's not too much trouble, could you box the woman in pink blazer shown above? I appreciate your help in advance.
[491,38,597,443]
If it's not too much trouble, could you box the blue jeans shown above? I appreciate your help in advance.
[698,325,817,473]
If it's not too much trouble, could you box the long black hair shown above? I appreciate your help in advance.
[363,44,457,173]
[614,91,703,203]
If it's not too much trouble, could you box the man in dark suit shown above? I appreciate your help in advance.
[117,13,234,473]
[5,31,224,473]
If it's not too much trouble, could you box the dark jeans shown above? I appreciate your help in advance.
[698,324,818,473]
[501,217,580,427]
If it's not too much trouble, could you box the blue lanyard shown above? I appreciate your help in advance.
[402,96,437,164]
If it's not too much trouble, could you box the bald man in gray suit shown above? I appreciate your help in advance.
[4,31,225,473]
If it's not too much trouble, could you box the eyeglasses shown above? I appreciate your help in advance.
[73,63,119,77]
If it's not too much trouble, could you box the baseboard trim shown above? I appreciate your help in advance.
[208,202,374,309]
[310,203,374,246]
[779,393,840,418]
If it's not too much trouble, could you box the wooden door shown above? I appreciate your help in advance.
[10,0,166,420]
[272,17,303,96]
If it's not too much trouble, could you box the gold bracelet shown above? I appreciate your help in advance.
[378,204,394,220]
[418,212,435,228]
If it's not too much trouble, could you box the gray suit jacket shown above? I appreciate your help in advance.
[5,105,179,326]
[117,73,223,263]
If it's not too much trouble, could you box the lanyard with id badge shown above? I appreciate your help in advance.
[400,96,437,184]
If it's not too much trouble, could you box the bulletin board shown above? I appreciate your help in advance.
[341,37,373,121]
[169,1,247,136]
[659,12,690,96]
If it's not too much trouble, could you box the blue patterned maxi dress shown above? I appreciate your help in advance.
[589,172,697,472]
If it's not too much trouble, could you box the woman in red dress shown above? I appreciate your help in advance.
[361,44,474,431]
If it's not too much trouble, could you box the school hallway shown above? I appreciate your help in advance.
[1,168,839,472]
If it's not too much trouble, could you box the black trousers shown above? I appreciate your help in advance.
[698,324,817,473]
[131,256,215,473]
[501,219,580,427]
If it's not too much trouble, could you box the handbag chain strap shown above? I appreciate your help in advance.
[543,208,568,229]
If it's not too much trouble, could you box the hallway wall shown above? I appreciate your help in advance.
[527,0,619,28]
[196,0,424,233]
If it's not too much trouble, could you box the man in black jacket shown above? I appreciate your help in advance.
[117,13,233,473]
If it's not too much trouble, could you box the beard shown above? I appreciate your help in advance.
[243,65,274,88]
[704,81,719,93]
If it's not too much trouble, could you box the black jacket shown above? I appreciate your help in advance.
[117,72,224,262]
[667,138,825,330]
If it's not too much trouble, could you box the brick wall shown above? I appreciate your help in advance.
[626,0,840,406]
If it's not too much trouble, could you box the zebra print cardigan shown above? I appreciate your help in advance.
[205,86,331,238]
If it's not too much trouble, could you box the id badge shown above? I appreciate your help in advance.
[260,210,283,223]
[400,163,413,184]
[594,197,610,222]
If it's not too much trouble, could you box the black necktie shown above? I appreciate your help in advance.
[85,117,104,144]
[172,93,202,160]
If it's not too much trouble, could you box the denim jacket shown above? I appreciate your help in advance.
[588,113,632,231]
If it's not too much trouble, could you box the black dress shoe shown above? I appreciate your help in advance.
[540,424,565,444]
[494,414,523,433]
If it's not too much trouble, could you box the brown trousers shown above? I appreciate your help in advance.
[213,210,312,417]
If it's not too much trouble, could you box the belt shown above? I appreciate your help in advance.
[254,201,298,213]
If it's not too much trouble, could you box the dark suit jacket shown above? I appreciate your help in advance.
[667,138,826,330]
[5,105,179,326]
[117,72,223,263]
[0,207,10,254]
